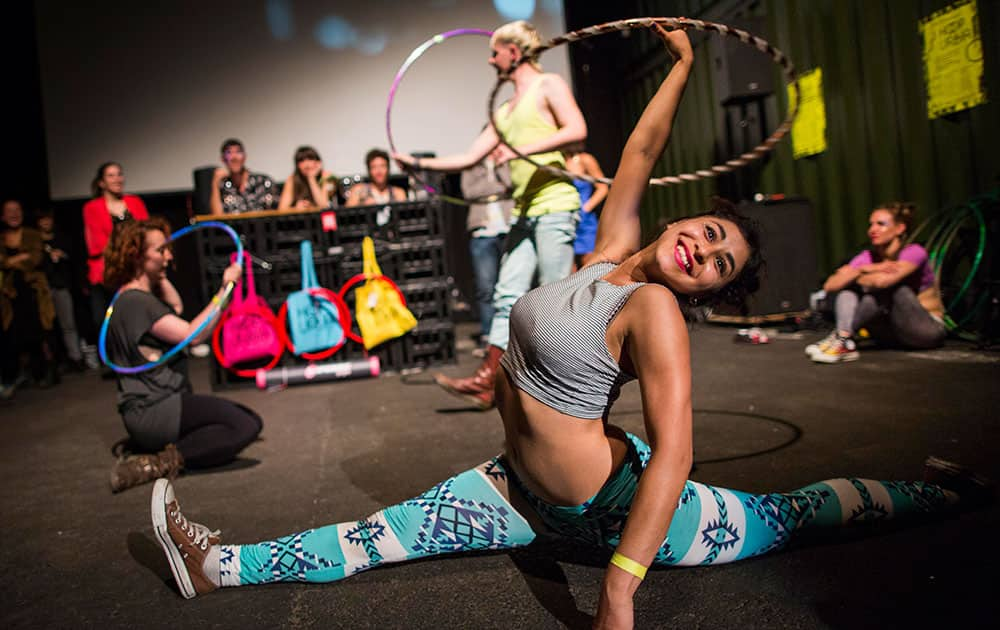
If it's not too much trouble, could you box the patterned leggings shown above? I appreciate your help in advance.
[219,433,955,586]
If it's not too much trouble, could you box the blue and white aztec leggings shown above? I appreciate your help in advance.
[217,433,955,586]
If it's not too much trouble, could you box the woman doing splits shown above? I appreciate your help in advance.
[104,218,262,492]
[151,29,986,627]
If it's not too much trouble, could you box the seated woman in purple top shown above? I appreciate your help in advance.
[807,202,946,363]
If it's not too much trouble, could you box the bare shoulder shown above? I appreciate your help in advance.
[629,284,681,311]
[623,285,686,336]
[540,72,571,93]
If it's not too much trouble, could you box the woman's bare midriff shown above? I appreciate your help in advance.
[496,366,629,507]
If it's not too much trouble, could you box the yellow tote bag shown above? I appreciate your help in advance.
[352,237,417,349]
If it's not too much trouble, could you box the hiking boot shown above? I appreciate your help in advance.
[923,456,995,509]
[811,335,859,363]
[434,345,503,410]
[151,479,220,599]
[805,331,838,358]
[110,443,185,493]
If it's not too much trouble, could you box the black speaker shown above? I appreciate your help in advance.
[192,166,216,215]
[713,197,818,319]
[710,16,775,105]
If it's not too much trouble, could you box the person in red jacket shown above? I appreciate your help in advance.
[82,161,149,343]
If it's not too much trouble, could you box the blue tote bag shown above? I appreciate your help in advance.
[283,240,344,356]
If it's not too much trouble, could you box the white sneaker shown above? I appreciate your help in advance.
[190,343,211,358]
[811,335,860,363]
[805,331,839,358]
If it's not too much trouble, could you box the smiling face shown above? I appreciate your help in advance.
[650,216,751,296]
[367,156,390,187]
[2,200,23,228]
[140,229,173,281]
[100,164,125,196]
[222,144,246,174]
[297,157,321,178]
[867,208,906,248]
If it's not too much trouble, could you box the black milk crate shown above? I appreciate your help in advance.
[193,210,339,265]
[259,212,336,253]
[209,310,455,390]
[393,318,456,370]
[203,253,342,313]
[337,318,456,373]
[333,237,448,286]
[330,200,444,245]
[338,276,451,323]
[395,278,452,322]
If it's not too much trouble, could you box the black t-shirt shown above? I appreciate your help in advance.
[106,289,191,414]
[39,231,76,289]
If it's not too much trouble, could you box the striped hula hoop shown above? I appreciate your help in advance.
[488,17,800,187]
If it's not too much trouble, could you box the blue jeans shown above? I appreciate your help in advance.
[468,234,505,339]
[487,211,578,350]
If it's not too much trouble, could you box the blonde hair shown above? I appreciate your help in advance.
[491,20,543,71]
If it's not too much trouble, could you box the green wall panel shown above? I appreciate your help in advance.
[602,0,997,272]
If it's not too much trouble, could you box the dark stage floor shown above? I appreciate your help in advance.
[2,322,998,629]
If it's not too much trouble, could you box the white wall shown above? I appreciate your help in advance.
[36,0,569,199]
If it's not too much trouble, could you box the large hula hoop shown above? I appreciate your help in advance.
[99,221,244,374]
[386,28,493,205]
[487,17,800,187]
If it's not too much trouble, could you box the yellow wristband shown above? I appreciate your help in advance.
[609,552,647,580]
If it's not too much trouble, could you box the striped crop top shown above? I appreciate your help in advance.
[500,262,647,419]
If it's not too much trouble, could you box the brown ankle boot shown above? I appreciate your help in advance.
[434,345,503,410]
[110,443,185,493]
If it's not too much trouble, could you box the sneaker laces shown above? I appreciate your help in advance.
[171,505,219,551]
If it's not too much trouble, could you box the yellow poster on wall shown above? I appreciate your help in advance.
[788,67,827,159]
[920,0,986,119]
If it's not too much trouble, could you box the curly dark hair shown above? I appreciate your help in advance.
[364,148,390,172]
[670,197,765,315]
[103,217,172,288]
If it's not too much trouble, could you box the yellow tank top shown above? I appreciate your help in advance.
[495,75,580,217]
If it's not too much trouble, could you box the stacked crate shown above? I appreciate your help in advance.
[194,200,455,389]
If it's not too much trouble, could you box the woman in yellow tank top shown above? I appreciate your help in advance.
[395,20,587,410]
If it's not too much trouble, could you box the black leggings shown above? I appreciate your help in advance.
[176,394,263,469]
